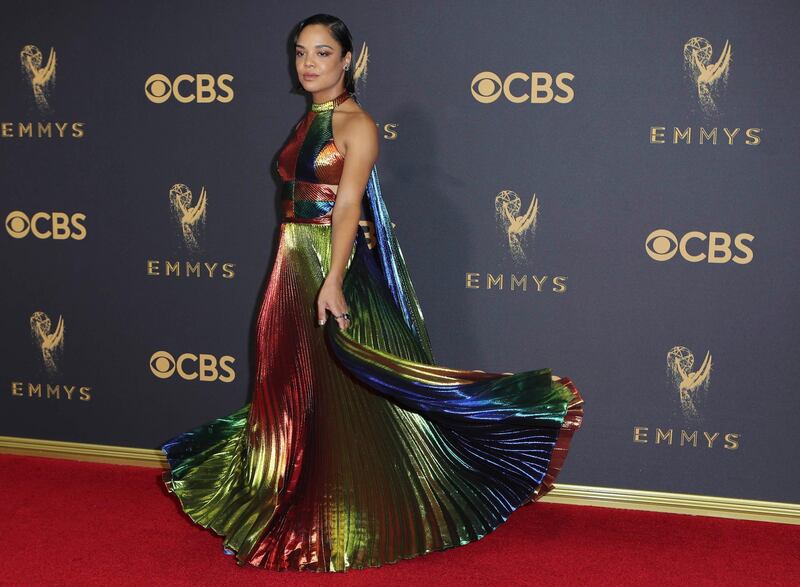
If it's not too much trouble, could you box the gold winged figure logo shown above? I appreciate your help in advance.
[667,345,713,419]
[683,37,732,117]
[353,42,368,81]
[495,190,539,263]
[30,311,65,374]
[169,183,208,250]
[20,45,57,113]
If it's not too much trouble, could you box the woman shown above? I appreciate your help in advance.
[161,13,583,572]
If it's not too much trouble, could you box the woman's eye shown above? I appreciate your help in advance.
[319,52,330,57]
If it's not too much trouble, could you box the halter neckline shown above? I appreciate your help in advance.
[310,89,352,112]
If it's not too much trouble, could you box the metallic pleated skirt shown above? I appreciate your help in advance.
[161,220,583,572]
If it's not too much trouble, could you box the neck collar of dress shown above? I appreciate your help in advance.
[310,90,351,112]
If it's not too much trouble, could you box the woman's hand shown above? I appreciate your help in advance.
[317,276,351,330]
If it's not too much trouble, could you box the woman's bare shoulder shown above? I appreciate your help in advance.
[338,99,375,126]
[336,101,378,144]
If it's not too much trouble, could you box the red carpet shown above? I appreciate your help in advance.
[1,454,797,586]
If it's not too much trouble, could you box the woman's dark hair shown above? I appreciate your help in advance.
[292,14,356,94]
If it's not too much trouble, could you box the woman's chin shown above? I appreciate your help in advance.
[298,79,320,92]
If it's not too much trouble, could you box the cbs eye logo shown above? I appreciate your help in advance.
[150,350,236,382]
[6,210,87,240]
[470,71,575,104]
[645,229,754,264]
[145,73,234,104]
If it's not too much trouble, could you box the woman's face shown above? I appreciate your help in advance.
[295,24,351,95]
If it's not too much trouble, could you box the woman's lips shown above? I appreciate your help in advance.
[303,74,318,80]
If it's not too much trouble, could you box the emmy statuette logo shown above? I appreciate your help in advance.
[146,181,236,278]
[667,345,712,420]
[495,190,538,263]
[465,188,566,294]
[4,46,85,138]
[169,183,207,251]
[12,311,94,402]
[631,345,738,451]
[30,311,64,374]
[20,45,56,113]
[352,42,368,81]
[648,36,760,147]
[684,37,731,117]
[350,44,400,139]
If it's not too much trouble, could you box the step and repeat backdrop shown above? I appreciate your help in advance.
[2,0,798,504]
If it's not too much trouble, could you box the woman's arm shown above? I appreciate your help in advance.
[316,112,379,330]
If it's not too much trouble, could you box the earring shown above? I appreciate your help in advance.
[344,63,350,71]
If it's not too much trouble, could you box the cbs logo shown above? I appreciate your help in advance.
[145,73,234,104]
[149,351,236,382]
[6,211,87,240]
[645,229,754,264]
[471,71,575,104]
